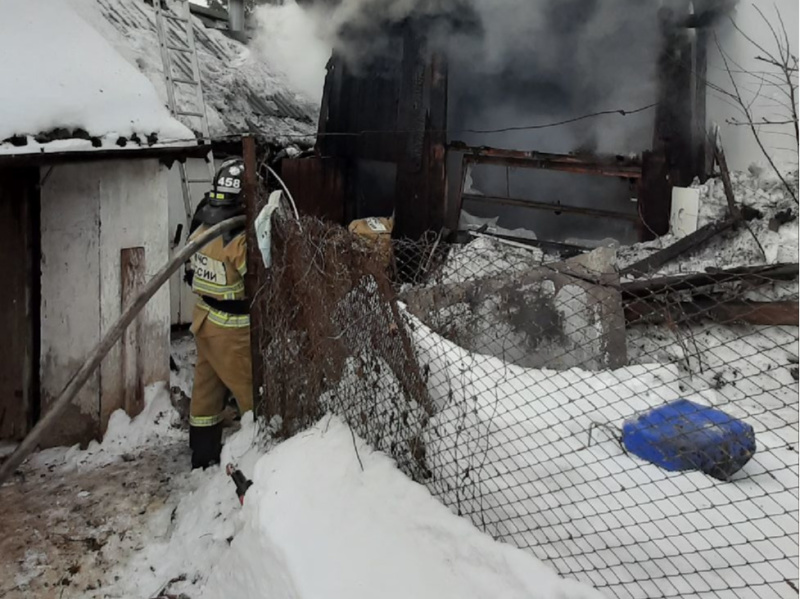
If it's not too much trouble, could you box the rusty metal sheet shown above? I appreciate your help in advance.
[281,157,347,224]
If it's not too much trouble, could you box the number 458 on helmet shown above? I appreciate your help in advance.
[211,158,244,203]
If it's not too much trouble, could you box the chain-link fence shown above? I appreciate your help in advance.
[256,216,799,599]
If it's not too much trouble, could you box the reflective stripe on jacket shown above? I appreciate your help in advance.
[189,224,249,329]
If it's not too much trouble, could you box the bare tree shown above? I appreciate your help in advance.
[711,3,798,203]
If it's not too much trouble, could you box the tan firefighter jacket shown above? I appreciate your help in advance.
[189,225,249,331]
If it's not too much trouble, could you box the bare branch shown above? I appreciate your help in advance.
[728,118,800,127]
[756,4,799,145]
[713,31,798,203]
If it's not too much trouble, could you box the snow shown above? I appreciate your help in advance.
[2,164,797,598]
[410,314,798,599]
[459,209,539,242]
[2,336,605,599]
[0,0,193,156]
[84,413,265,599]
[401,168,798,598]
[0,384,193,598]
[70,0,318,145]
[170,331,197,399]
[204,416,603,599]
[618,170,799,276]
[438,236,548,285]
[27,384,183,473]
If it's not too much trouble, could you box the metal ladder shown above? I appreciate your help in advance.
[153,0,215,234]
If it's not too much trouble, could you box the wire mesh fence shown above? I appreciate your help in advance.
[256,215,799,599]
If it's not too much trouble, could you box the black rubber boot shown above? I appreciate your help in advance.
[190,423,223,470]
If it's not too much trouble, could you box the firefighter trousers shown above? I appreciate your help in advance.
[190,319,254,428]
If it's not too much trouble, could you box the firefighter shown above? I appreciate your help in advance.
[184,157,253,469]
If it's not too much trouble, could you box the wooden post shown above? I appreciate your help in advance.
[394,27,427,241]
[428,51,449,235]
[654,2,695,187]
[120,247,146,419]
[639,151,672,241]
[242,136,265,416]
[712,131,741,220]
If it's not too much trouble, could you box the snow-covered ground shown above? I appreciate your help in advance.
[0,385,193,598]
[437,235,548,285]
[204,416,603,599]
[3,326,794,599]
[0,337,606,599]
[411,312,798,599]
[0,169,795,599]
[397,169,799,598]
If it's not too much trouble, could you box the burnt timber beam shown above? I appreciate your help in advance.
[452,142,643,179]
[693,28,710,180]
[462,193,640,222]
[621,263,799,296]
[654,1,695,187]
[427,51,448,234]
[625,299,799,326]
[621,217,739,277]
[395,31,448,240]
[638,151,671,240]
[0,143,210,167]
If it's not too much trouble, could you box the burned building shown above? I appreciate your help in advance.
[283,0,731,250]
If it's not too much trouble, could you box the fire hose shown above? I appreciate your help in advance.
[0,215,247,486]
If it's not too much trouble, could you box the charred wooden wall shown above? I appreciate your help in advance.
[289,3,708,244]
[287,20,448,240]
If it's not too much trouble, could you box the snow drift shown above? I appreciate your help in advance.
[411,314,798,599]
[203,416,604,599]
[56,399,601,599]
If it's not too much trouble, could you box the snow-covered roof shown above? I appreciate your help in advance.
[0,0,196,158]
[73,0,318,146]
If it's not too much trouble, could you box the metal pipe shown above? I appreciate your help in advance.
[266,165,301,224]
[461,193,640,222]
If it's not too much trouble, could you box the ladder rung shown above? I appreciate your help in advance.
[167,44,192,54]
[162,12,188,24]
[177,110,204,117]
[172,78,199,86]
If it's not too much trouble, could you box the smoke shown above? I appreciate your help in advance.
[255,0,668,242]
[265,0,662,154]
[444,0,661,154]
[252,2,331,103]
[438,0,662,242]
[252,0,662,154]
